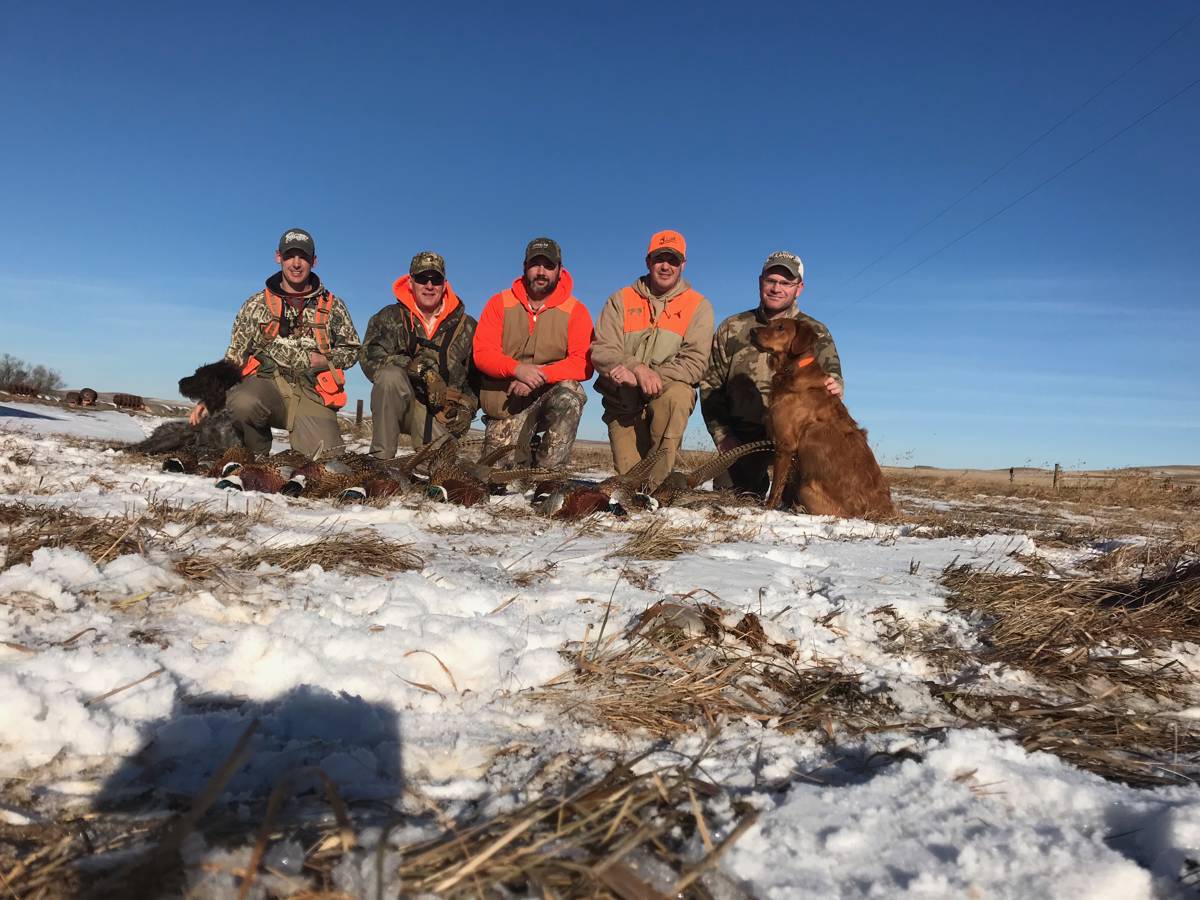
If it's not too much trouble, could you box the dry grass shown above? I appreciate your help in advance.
[395,755,757,898]
[1,506,149,570]
[941,560,1200,698]
[889,468,1200,514]
[236,531,423,576]
[610,520,698,560]
[930,558,1200,786]
[935,689,1200,787]
[537,599,898,739]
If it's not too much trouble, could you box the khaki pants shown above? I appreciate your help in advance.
[602,380,695,489]
[226,373,343,459]
[368,366,448,460]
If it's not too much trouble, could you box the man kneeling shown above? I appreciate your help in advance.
[360,251,478,458]
[473,237,594,468]
[592,230,713,489]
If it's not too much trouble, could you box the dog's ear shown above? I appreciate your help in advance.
[789,322,817,357]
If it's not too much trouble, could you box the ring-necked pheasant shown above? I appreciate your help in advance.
[647,440,775,508]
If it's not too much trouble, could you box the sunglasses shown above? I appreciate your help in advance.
[412,272,445,286]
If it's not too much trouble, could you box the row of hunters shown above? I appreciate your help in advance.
[186,227,847,500]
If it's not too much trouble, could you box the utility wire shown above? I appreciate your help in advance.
[846,71,1200,307]
[834,11,1198,292]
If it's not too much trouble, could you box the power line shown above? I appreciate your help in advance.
[846,71,1200,307]
[834,11,1198,292]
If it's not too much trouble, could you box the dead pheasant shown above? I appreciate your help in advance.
[535,447,669,519]
[214,449,310,494]
[648,439,775,508]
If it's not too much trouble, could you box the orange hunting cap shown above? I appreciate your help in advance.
[646,230,686,261]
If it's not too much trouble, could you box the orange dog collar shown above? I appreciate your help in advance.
[795,356,815,368]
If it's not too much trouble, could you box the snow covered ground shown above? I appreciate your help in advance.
[1,406,1198,898]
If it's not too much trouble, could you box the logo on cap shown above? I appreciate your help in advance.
[278,228,315,256]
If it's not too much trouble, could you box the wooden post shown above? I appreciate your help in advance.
[355,398,364,426]
[1052,463,1061,490]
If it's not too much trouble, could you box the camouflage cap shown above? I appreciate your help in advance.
[524,236,562,266]
[410,250,446,277]
[761,250,804,281]
[278,227,315,257]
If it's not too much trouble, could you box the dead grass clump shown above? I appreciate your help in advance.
[236,531,423,576]
[537,601,897,738]
[0,502,37,527]
[937,689,1200,787]
[941,560,1200,698]
[611,520,698,560]
[395,756,758,898]
[2,508,148,570]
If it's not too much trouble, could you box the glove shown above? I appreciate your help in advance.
[435,388,472,432]
[405,359,447,407]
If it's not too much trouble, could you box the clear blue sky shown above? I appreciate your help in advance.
[3,1,1197,468]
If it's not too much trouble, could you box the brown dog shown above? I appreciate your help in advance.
[750,319,895,519]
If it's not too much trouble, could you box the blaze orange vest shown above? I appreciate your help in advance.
[619,285,704,337]
[241,288,347,409]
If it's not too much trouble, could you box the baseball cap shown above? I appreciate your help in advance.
[524,236,562,266]
[647,230,686,261]
[410,250,446,277]
[278,228,316,257]
[761,250,804,281]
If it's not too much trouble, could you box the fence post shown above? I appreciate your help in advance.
[1053,463,1061,489]
[355,398,364,426]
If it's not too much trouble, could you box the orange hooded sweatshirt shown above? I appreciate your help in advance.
[472,269,594,383]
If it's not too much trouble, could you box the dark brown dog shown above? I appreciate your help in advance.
[750,319,895,519]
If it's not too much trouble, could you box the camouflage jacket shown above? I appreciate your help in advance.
[224,273,360,382]
[699,303,842,444]
[359,296,479,409]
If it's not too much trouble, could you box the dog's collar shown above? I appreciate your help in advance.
[795,356,815,368]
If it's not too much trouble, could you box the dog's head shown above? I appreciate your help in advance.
[750,319,819,359]
[179,359,244,413]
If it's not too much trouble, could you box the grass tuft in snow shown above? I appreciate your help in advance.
[610,519,697,560]
[236,531,423,576]
[393,754,758,898]
[537,599,898,739]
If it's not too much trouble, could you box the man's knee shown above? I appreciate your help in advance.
[226,381,269,423]
[372,366,415,398]
[543,380,586,418]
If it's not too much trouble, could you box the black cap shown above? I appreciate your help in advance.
[524,236,562,266]
[278,228,316,257]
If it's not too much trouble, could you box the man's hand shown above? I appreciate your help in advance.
[716,435,740,454]
[189,401,209,427]
[633,364,663,398]
[606,364,638,387]
[508,380,533,397]
[309,352,330,371]
[514,363,546,390]
[824,376,843,398]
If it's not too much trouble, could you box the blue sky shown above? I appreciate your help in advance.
[2,1,1197,468]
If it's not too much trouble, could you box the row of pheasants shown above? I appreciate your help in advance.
[160,436,773,519]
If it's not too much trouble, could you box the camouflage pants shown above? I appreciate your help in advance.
[482,380,586,470]
[226,374,342,459]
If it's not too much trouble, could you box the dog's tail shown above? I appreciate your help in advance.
[686,439,774,488]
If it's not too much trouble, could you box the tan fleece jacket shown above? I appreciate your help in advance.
[591,277,714,387]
